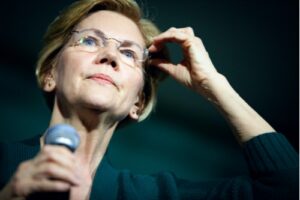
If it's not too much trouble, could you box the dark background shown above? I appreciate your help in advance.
[0,0,298,180]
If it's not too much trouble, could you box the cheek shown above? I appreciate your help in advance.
[53,52,90,104]
[125,71,144,95]
[116,70,143,106]
[55,51,86,86]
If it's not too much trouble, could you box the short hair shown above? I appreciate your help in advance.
[35,0,168,126]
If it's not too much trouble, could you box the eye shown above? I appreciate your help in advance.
[78,36,98,46]
[120,49,136,60]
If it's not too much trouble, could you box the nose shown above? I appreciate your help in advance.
[99,56,117,68]
[95,45,119,69]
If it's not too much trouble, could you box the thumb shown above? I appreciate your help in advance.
[149,59,178,77]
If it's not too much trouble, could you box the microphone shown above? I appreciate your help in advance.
[44,124,80,152]
[28,124,80,200]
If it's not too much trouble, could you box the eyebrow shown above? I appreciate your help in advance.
[75,28,145,49]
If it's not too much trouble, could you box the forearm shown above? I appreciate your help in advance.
[150,28,276,142]
[199,73,275,143]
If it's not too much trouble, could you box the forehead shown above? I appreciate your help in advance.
[76,10,145,47]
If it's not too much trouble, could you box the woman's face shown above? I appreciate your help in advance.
[48,10,146,121]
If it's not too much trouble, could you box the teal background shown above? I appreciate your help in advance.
[0,0,298,180]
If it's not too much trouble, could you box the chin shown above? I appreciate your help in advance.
[78,94,114,110]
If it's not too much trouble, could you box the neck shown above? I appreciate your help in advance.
[41,100,118,177]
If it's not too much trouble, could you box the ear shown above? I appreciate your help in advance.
[43,70,56,92]
[128,92,145,121]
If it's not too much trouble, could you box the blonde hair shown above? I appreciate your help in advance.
[36,0,168,125]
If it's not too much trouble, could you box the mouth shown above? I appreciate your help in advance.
[88,73,116,87]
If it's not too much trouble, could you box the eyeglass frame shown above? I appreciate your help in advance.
[68,28,149,67]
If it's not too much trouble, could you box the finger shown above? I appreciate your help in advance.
[162,27,194,37]
[11,177,70,197]
[193,37,208,54]
[33,179,71,192]
[34,162,80,186]
[149,59,189,79]
[148,33,188,54]
[149,29,197,54]
[149,59,173,74]
[179,27,195,36]
[152,27,193,43]
[26,179,71,195]
[16,161,33,179]
[34,146,76,170]
[150,31,190,51]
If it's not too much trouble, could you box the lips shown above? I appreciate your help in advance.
[88,73,116,87]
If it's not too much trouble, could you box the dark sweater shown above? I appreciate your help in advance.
[0,132,298,199]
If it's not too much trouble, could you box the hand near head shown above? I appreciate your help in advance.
[149,27,275,142]
[148,27,221,96]
[0,146,83,199]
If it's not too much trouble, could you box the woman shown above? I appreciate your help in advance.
[0,0,298,199]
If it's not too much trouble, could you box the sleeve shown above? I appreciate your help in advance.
[241,132,299,200]
[179,132,299,200]
[116,132,299,200]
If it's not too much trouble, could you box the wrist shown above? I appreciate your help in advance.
[194,73,232,103]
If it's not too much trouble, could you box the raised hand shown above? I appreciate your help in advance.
[148,27,220,95]
[149,27,275,142]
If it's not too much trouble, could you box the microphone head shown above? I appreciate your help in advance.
[44,124,80,152]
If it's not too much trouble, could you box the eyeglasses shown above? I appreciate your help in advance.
[69,28,149,67]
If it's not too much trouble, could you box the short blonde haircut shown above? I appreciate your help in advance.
[36,0,168,126]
